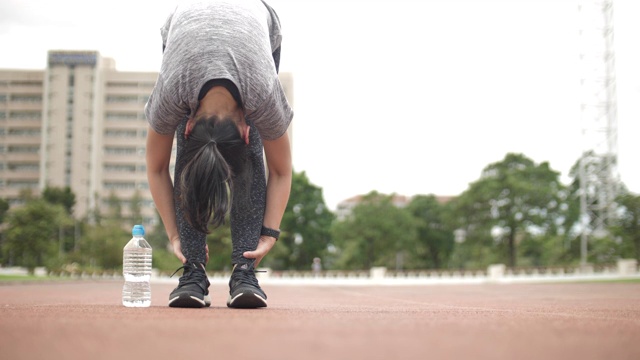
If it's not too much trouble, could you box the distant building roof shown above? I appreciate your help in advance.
[335,193,456,220]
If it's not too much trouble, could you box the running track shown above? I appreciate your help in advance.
[1,280,639,360]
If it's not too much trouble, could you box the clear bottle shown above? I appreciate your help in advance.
[122,224,152,307]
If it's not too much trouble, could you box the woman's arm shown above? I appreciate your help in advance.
[243,130,292,266]
[263,130,292,231]
[146,126,187,263]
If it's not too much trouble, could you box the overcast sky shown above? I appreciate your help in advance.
[1,0,638,210]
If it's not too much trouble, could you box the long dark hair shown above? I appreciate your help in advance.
[178,116,247,233]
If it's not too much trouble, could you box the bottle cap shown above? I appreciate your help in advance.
[132,224,145,236]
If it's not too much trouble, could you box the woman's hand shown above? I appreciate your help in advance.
[170,235,209,264]
[243,236,277,268]
[170,235,187,264]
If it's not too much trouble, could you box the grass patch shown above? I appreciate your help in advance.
[581,277,640,284]
[0,274,45,282]
[0,274,71,283]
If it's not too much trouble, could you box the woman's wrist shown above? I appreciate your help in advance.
[260,225,280,240]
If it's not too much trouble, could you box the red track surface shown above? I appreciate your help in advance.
[1,280,639,360]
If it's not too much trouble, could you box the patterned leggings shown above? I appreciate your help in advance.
[173,119,267,266]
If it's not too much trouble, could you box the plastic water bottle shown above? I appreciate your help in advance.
[122,224,152,307]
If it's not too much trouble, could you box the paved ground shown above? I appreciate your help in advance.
[1,280,639,360]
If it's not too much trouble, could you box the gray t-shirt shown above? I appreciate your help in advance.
[145,0,293,141]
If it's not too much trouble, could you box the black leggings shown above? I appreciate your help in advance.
[173,119,267,266]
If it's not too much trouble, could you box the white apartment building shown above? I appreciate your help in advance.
[0,70,47,206]
[0,50,294,230]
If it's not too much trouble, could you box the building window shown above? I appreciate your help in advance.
[104,129,137,138]
[8,145,39,153]
[7,180,39,189]
[104,164,136,172]
[105,112,137,121]
[104,146,137,155]
[104,181,136,190]
[9,81,42,87]
[7,163,39,171]
[106,82,138,88]
[137,182,149,190]
[8,198,25,206]
[8,128,40,136]
[10,94,42,102]
[106,95,138,103]
[9,111,41,120]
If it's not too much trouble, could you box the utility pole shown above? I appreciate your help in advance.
[577,0,620,267]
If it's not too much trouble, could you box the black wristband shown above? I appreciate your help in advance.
[261,226,280,240]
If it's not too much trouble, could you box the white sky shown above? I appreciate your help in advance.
[1,0,638,210]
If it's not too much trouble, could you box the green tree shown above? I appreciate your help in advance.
[614,192,640,261]
[42,186,79,255]
[565,153,629,264]
[206,223,233,271]
[3,199,71,273]
[146,209,169,251]
[451,153,566,268]
[81,223,128,269]
[106,191,124,222]
[518,233,573,267]
[88,192,103,225]
[0,197,9,265]
[0,197,9,224]
[129,190,143,225]
[74,192,130,270]
[62,220,89,266]
[42,186,76,215]
[406,195,455,269]
[266,171,335,270]
[144,210,182,272]
[332,192,417,270]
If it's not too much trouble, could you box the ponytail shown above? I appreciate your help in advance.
[178,117,246,233]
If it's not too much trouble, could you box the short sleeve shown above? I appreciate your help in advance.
[145,75,187,135]
[247,77,293,141]
[160,9,175,51]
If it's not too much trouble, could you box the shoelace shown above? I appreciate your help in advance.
[231,266,265,287]
[170,262,209,286]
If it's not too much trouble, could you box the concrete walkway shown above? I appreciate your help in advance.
[1,280,639,360]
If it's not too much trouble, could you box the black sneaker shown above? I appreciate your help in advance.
[168,262,211,308]
[227,263,267,308]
